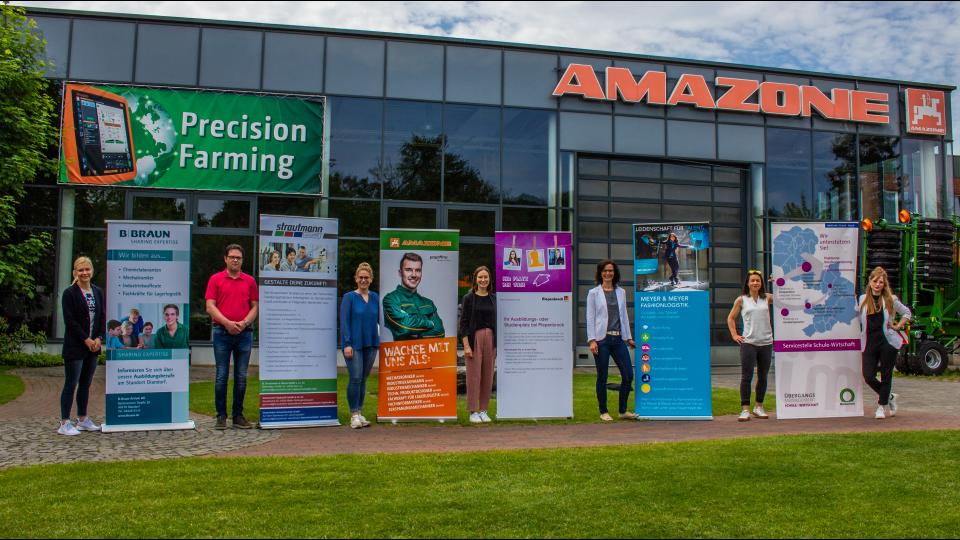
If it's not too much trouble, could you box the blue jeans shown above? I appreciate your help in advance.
[60,351,98,420]
[213,327,253,418]
[346,347,378,412]
[594,334,634,415]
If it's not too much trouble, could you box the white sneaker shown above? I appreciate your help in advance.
[57,421,81,436]
[358,415,371,427]
[875,405,886,419]
[76,417,101,432]
[738,410,751,422]
[350,415,363,429]
[752,405,769,419]
[469,412,483,424]
[479,411,492,423]
[888,393,898,417]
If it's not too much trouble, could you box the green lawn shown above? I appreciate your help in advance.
[1,430,957,538]
[189,372,771,425]
[0,367,24,406]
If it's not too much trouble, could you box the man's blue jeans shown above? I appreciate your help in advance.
[213,326,253,418]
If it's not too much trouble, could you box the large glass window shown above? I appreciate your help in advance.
[447,208,496,238]
[812,132,856,220]
[132,195,188,221]
[766,128,812,218]
[259,196,317,218]
[858,136,900,222]
[381,100,442,201]
[443,104,500,204]
[327,199,380,238]
[329,97,383,198]
[4,228,57,334]
[502,109,555,205]
[902,139,943,218]
[197,198,251,229]
[190,236,255,341]
[73,188,124,227]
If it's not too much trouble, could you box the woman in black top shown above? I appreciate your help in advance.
[58,256,106,436]
[459,266,496,424]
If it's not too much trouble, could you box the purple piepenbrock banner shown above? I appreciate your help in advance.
[495,232,572,294]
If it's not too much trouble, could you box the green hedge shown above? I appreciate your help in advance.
[0,352,106,367]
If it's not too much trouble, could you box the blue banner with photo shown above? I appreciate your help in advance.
[633,223,712,419]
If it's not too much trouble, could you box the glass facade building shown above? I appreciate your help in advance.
[18,9,955,364]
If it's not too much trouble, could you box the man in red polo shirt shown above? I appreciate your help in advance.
[205,244,259,430]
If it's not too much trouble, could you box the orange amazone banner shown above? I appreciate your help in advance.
[377,337,458,420]
[553,63,892,124]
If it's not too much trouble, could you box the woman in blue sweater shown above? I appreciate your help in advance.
[340,262,380,429]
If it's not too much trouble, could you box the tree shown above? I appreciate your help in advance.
[0,3,57,338]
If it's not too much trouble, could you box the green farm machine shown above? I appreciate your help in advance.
[860,213,959,375]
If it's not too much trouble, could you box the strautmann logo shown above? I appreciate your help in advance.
[839,387,856,405]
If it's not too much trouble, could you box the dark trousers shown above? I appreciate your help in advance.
[213,327,253,418]
[594,335,633,415]
[667,257,680,283]
[739,343,772,406]
[862,338,896,405]
[60,351,99,420]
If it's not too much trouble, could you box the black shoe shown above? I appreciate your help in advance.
[232,415,253,429]
[215,415,227,430]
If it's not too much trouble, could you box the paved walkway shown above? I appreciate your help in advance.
[1,366,957,469]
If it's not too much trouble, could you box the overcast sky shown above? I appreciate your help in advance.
[17,1,960,150]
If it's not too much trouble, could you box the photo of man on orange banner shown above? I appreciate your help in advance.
[379,230,459,422]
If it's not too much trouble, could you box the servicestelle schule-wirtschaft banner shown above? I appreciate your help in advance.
[103,221,194,432]
[257,216,340,428]
[378,230,459,422]
[633,222,712,419]
[772,222,862,419]
[495,232,573,419]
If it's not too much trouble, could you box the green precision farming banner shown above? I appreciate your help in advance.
[59,83,325,194]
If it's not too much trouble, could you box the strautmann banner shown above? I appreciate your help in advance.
[59,83,325,194]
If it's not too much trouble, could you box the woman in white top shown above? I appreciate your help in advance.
[858,266,911,419]
[586,260,637,422]
[727,270,774,422]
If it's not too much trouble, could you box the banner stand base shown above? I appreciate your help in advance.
[259,420,341,429]
[101,420,196,433]
[638,416,714,421]
[378,417,458,424]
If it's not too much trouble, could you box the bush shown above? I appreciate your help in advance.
[0,317,46,355]
[0,351,106,367]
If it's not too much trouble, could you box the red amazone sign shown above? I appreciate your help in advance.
[552,63,890,124]
[905,88,946,136]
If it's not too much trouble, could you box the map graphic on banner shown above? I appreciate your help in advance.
[257,215,340,428]
[633,222,712,420]
[59,83,325,194]
[103,221,194,433]
[495,232,573,419]
[378,230,459,422]
[772,222,863,419]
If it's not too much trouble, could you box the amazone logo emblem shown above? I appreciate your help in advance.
[552,64,890,124]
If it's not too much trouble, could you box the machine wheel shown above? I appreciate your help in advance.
[917,341,950,376]
[868,240,900,249]
[894,351,914,374]
[870,230,901,240]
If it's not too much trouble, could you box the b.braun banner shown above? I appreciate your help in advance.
[59,83,325,194]
[771,222,863,419]
[103,220,194,432]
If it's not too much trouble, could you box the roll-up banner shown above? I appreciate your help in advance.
[633,223,712,419]
[103,221,194,432]
[771,222,863,419]
[257,216,340,428]
[378,229,459,422]
[59,83,325,194]
[495,232,574,419]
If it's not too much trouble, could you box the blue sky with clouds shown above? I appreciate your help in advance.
[18,1,960,149]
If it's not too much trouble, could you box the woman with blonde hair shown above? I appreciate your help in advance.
[58,256,105,435]
[858,266,911,419]
[339,262,379,428]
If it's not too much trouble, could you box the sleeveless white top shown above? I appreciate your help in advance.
[740,294,773,346]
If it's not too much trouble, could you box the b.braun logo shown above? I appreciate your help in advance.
[905,89,946,136]
[839,387,856,405]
